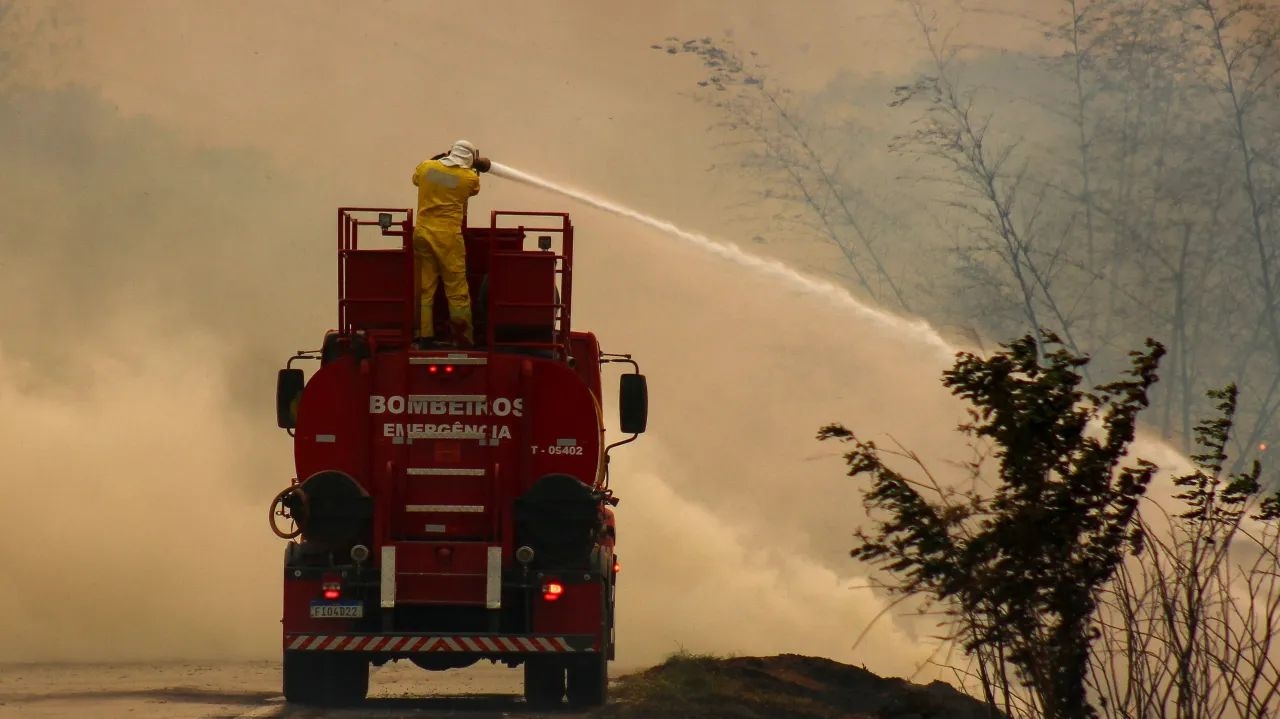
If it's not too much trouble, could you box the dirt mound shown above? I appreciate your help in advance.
[600,653,997,719]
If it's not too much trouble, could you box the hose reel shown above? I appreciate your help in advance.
[268,471,372,547]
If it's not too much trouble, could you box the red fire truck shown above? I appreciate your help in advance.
[270,208,647,707]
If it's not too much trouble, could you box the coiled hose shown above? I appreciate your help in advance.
[268,485,309,539]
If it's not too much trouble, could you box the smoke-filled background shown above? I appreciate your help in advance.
[2,0,1275,681]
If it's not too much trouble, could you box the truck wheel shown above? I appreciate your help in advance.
[283,651,325,704]
[328,654,369,706]
[283,651,368,706]
[523,658,565,709]
[566,652,608,707]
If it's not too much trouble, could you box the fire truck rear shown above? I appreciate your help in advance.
[270,208,647,707]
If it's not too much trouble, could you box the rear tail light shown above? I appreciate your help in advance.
[542,581,564,602]
[321,572,342,601]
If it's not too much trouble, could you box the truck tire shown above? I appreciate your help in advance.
[566,576,611,707]
[283,651,323,704]
[283,651,368,706]
[523,658,565,709]
[566,652,608,707]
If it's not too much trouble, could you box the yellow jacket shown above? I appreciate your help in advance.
[412,159,480,238]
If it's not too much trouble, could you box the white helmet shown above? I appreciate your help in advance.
[439,139,477,169]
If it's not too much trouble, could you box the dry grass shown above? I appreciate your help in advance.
[595,652,995,719]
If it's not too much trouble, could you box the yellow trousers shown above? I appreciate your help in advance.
[414,230,473,344]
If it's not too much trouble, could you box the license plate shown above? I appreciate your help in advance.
[309,601,363,619]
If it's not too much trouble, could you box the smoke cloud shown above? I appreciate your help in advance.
[1,0,1179,683]
[0,322,279,661]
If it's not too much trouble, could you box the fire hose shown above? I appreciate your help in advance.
[269,485,309,540]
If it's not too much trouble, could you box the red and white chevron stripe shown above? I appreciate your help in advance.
[284,634,585,653]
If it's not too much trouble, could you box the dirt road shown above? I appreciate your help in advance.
[0,660,553,718]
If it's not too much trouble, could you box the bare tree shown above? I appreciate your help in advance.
[1188,0,1280,468]
[655,38,912,311]
[1088,385,1280,719]
[892,4,1090,362]
[895,0,1280,456]
[656,0,1280,458]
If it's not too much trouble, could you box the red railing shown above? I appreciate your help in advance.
[334,207,575,355]
[485,211,574,358]
[336,208,415,340]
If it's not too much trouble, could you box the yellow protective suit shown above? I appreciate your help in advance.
[412,158,481,344]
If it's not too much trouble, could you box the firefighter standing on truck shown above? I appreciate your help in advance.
[412,139,484,348]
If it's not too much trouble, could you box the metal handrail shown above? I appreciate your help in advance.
[336,208,575,353]
[337,208,414,338]
[484,212,574,358]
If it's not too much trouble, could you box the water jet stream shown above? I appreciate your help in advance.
[490,162,954,357]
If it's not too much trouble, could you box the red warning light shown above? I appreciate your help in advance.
[614,561,621,574]
[443,365,455,374]
[542,581,564,602]
[427,365,440,375]
[321,572,342,600]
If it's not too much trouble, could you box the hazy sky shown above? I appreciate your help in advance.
[45,1,1045,223]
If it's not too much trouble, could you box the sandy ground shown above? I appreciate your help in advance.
[0,660,561,718]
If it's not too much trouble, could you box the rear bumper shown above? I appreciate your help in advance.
[284,633,597,654]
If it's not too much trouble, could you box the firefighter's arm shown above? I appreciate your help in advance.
[471,174,480,196]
